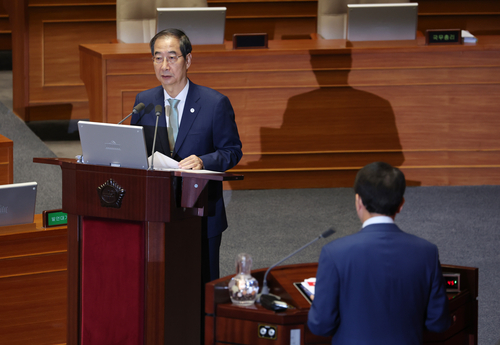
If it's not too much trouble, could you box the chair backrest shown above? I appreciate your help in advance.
[317,0,410,40]
[116,0,208,43]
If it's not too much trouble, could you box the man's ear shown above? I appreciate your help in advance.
[355,194,363,212]
[185,53,192,69]
[355,194,367,222]
[396,197,405,214]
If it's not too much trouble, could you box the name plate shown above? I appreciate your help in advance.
[42,209,68,227]
[426,29,461,45]
[233,33,268,49]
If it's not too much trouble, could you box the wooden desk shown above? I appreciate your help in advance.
[80,37,500,189]
[0,214,67,345]
[5,0,500,120]
[205,263,478,345]
[0,134,13,185]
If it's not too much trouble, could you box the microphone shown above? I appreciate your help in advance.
[118,102,145,124]
[260,228,335,296]
[150,105,163,170]
[134,103,155,125]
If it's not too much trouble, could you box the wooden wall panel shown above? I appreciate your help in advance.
[0,1,11,50]
[6,0,500,122]
[26,3,116,121]
[415,0,500,34]
[225,17,316,40]
[416,0,500,13]
[218,0,317,17]
[42,22,116,86]
[0,272,67,345]
[418,15,500,35]
[80,37,500,189]
[0,220,67,345]
[209,0,317,40]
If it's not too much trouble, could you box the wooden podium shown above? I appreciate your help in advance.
[35,158,242,345]
[205,263,478,345]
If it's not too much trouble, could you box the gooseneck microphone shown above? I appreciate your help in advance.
[150,105,163,170]
[260,228,335,295]
[118,102,145,124]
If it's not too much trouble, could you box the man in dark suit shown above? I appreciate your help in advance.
[308,162,451,344]
[130,28,242,282]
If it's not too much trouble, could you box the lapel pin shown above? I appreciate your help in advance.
[190,108,195,113]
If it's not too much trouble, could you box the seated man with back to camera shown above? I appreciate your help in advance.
[308,162,451,344]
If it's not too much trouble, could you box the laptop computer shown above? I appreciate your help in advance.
[0,182,37,226]
[78,121,149,170]
[347,3,418,42]
[156,7,227,45]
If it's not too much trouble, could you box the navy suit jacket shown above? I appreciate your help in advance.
[130,81,242,238]
[307,223,451,345]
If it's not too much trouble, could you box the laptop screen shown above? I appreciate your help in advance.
[78,121,149,170]
[0,182,37,226]
[156,7,227,45]
[347,3,418,42]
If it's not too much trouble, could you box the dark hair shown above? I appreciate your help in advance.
[353,162,406,216]
[150,28,192,57]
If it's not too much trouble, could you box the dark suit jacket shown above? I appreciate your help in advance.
[130,81,242,238]
[307,223,451,345]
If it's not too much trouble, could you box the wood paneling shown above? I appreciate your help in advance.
[26,3,116,121]
[3,0,116,121]
[0,215,67,345]
[0,272,67,345]
[225,17,316,40]
[0,1,11,50]
[6,0,500,122]
[80,37,500,189]
[414,0,500,35]
[0,134,13,185]
[210,0,318,40]
[416,0,500,13]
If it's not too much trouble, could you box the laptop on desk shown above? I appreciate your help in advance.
[0,182,37,226]
[78,121,149,170]
[156,7,227,45]
[347,3,418,42]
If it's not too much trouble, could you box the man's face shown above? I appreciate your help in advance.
[153,36,192,97]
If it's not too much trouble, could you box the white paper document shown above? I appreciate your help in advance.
[461,30,477,44]
[148,151,223,174]
[301,277,316,297]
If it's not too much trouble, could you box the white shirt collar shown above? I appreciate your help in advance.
[362,216,394,228]
[164,80,189,104]
[163,80,189,123]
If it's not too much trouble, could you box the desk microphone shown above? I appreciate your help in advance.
[150,105,163,170]
[118,102,145,124]
[260,227,335,296]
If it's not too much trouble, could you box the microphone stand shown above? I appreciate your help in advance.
[260,228,335,295]
[118,102,145,124]
[117,111,135,125]
[150,105,162,170]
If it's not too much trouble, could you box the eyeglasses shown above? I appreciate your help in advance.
[152,55,184,65]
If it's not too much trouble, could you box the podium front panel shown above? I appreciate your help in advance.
[80,217,145,344]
